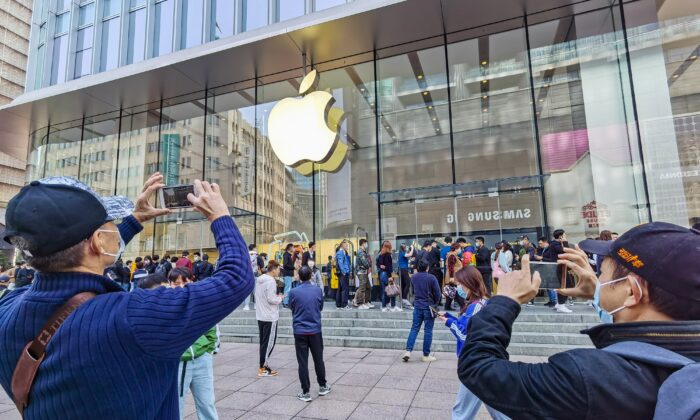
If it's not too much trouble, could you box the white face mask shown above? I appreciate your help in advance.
[308,261,315,268]
[97,229,125,266]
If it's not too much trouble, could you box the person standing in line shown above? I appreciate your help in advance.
[536,237,557,307]
[176,250,193,271]
[335,241,352,310]
[550,229,573,313]
[131,260,148,290]
[282,243,295,308]
[302,242,316,267]
[440,237,458,279]
[255,260,284,377]
[104,258,131,291]
[518,236,537,306]
[355,239,372,309]
[309,259,323,290]
[194,254,214,281]
[377,241,396,312]
[444,243,465,311]
[290,266,331,402]
[245,244,263,311]
[429,240,443,294]
[403,260,441,362]
[475,236,493,295]
[438,266,510,420]
[398,243,414,310]
[143,255,155,274]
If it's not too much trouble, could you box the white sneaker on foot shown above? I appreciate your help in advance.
[359,304,370,310]
[555,304,572,313]
[402,351,411,362]
[243,305,250,311]
[381,307,388,313]
[422,355,437,362]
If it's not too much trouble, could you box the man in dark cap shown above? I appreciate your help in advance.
[458,222,700,419]
[0,173,254,419]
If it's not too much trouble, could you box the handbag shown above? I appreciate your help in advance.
[443,285,457,299]
[492,261,505,278]
[385,280,400,297]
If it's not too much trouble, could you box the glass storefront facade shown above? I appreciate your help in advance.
[26,0,700,262]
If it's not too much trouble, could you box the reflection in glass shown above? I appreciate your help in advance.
[55,12,70,34]
[127,8,147,64]
[278,0,305,21]
[81,116,120,195]
[78,3,95,26]
[44,126,82,178]
[50,35,67,84]
[181,0,204,49]
[153,0,174,57]
[100,17,120,71]
[211,0,235,40]
[241,0,268,32]
[314,0,346,12]
[74,26,94,78]
[103,0,121,17]
[35,44,45,89]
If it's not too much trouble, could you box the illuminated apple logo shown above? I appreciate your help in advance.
[268,70,347,174]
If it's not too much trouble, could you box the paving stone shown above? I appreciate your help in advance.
[347,363,391,375]
[348,402,409,420]
[335,350,370,360]
[240,377,296,394]
[314,384,372,402]
[187,408,246,420]
[405,407,452,420]
[411,390,458,409]
[362,355,399,365]
[215,387,237,401]
[239,411,291,420]
[324,362,359,374]
[334,373,382,387]
[214,375,258,391]
[375,375,422,391]
[423,367,457,380]
[296,398,359,420]
[217,391,271,411]
[362,387,415,406]
[419,377,460,394]
[249,395,310,416]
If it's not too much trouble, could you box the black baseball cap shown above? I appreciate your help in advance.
[3,177,134,258]
[579,222,700,302]
[423,240,433,247]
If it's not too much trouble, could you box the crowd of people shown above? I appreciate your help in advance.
[0,172,697,420]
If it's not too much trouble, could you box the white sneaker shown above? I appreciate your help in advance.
[422,355,437,362]
[391,306,401,312]
[381,307,388,313]
[359,304,370,310]
[395,306,403,312]
[402,351,411,362]
[367,303,376,309]
[555,304,572,313]
[243,305,250,311]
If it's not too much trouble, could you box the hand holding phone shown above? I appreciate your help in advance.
[530,261,565,289]
[159,184,195,209]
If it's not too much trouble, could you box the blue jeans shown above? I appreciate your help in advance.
[283,276,293,305]
[453,383,510,420]
[547,289,557,303]
[405,308,434,356]
[178,353,218,420]
[380,272,395,308]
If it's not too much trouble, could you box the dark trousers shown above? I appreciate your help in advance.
[557,273,575,304]
[399,268,411,301]
[479,270,493,295]
[258,320,278,368]
[294,333,327,394]
[430,268,443,304]
[336,274,349,308]
[445,294,466,312]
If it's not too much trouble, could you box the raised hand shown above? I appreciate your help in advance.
[132,172,171,223]
[187,180,230,222]
[556,245,597,299]
[496,255,541,304]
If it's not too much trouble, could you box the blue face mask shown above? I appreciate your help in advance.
[456,285,467,299]
[593,276,643,324]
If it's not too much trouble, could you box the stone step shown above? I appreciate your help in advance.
[218,325,593,346]
[220,333,593,356]
[219,317,595,334]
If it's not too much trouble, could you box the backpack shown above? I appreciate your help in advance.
[155,262,167,275]
[604,341,700,420]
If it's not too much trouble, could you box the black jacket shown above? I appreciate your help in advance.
[302,251,315,267]
[282,252,295,277]
[458,296,700,420]
[193,260,214,281]
[475,246,491,273]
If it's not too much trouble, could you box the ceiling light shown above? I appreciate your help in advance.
[428,105,433,109]
[360,88,365,92]
[432,117,437,121]
[483,108,488,112]
[436,128,440,131]
[481,60,488,65]
[482,95,487,99]
[417,75,423,79]
[423,91,429,96]
[544,84,549,88]
[673,74,679,78]
[482,80,488,84]
[691,55,697,60]
[539,99,544,102]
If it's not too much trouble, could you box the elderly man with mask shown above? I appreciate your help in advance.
[0,173,254,419]
[458,222,700,419]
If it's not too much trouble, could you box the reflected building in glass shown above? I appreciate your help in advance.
[3,0,700,262]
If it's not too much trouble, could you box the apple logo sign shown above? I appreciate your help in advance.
[268,69,347,175]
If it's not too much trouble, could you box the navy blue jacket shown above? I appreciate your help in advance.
[458,296,700,419]
[289,282,324,334]
[411,272,441,309]
[0,216,254,420]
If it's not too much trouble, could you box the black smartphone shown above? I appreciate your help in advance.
[158,185,195,209]
[530,261,565,289]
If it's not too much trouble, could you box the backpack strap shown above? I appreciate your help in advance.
[604,341,699,420]
[11,292,96,416]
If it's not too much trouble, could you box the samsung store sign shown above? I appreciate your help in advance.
[466,208,533,222]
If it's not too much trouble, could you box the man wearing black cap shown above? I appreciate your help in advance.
[457,222,700,419]
[0,174,254,419]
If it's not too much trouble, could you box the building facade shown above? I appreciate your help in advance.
[1,0,699,262]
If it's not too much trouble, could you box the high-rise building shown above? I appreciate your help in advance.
[0,0,698,263]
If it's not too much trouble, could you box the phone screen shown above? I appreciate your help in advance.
[530,262,563,289]
[160,185,194,209]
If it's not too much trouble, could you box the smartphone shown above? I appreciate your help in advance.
[159,185,195,209]
[530,261,565,289]
[429,306,441,318]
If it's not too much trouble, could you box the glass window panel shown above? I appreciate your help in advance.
[153,0,174,57]
[81,115,120,195]
[35,44,45,89]
[127,8,147,64]
[377,46,452,191]
[242,0,268,32]
[50,35,68,84]
[449,28,537,184]
[211,0,235,40]
[55,0,68,12]
[39,23,47,43]
[28,127,49,181]
[55,12,70,34]
[44,125,82,178]
[74,26,94,78]
[130,0,146,8]
[623,0,700,227]
[180,0,204,49]
[103,0,121,17]
[100,17,120,71]
[79,3,95,26]
[314,0,345,12]
[529,8,645,240]
[278,0,305,21]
